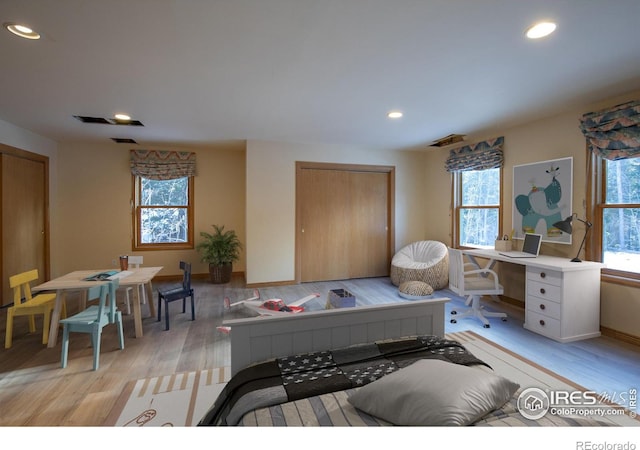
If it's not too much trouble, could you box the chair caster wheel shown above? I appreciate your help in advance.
[501,318,507,322]
[483,324,490,328]
[451,311,457,315]
[450,319,457,324]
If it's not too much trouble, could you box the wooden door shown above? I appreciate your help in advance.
[297,163,393,282]
[348,171,389,278]
[1,151,48,306]
[299,169,350,282]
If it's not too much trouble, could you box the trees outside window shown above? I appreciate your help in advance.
[595,157,640,279]
[133,176,194,250]
[454,168,502,248]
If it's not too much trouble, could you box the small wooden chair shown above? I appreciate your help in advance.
[5,269,66,349]
[60,279,124,370]
[119,255,145,315]
[157,261,194,330]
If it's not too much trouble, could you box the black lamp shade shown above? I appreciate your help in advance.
[551,213,592,262]
[553,216,573,234]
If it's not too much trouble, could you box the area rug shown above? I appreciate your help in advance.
[106,331,638,427]
[106,366,231,427]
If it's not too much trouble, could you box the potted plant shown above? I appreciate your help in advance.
[196,224,242,284]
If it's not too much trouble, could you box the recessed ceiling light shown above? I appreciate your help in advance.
[114,113,131,121]
[526,21,557,39]
[4,22,41,40]
[387,111,403,119]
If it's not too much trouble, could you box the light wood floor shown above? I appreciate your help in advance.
[1,275,639,426]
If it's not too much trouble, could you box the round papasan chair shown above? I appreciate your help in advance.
[390,240,449,290]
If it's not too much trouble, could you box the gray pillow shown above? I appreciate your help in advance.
[347,359,519,426]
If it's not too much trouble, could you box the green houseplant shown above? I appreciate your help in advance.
[196,224,242,284]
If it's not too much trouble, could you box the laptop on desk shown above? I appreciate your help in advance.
[499,233,542,258]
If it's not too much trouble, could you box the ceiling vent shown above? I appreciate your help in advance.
[429,134,466,147]
[73,115,144,126]
[111,138,138,144]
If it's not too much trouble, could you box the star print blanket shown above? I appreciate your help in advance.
[198,335,490,426]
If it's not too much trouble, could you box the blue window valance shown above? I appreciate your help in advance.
[130,150,196,180]
[579,100,640,160]
[445,136,504,172]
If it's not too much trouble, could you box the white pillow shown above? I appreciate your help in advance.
[347,359,519,426]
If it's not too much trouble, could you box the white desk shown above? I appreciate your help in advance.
[462,249,605,343]
[33,267,163,347]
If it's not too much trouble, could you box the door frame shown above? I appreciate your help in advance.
[0,144,51,290]
[295,161,395,283]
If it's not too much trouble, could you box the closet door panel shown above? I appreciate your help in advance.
[299,169,350,282]
[348,171,389,278]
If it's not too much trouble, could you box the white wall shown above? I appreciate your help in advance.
[245,139,427,284]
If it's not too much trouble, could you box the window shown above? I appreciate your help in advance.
[580,99,640,285]
[590,155,640,282]
[446,136,504,248]
[133,175,194,250]
[129,149,196,251]
[453,168,502,247]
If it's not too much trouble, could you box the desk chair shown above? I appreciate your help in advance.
[157,261,194,330]
[119,255,146,315]
[447,248,507,328]
[5,269,66,349]
[60,279,124,371]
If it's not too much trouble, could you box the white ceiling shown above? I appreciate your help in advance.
[2,0,640,150]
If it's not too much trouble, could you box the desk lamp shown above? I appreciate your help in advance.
[552,213,593,262]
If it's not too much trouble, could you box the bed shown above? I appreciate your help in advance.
[222,297,450,377]
[198,298,617,427]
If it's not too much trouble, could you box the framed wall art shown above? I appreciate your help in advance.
[512,156,573,243]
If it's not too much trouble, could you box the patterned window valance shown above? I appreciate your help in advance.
[130,150,196,180]
[579,100,640,160]
[445,136,504,172]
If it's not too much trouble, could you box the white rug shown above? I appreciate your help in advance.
[108,367,231,427]
[448,331,638,426]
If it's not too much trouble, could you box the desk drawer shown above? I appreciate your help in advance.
[526,310,561,339]
[527,280,562,303]
[527,267,562,287]
[526,296,561,319]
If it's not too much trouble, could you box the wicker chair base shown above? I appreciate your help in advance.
[390,254,449,290]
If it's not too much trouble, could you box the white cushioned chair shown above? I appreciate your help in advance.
[390,240,449,290]
[447,247,507,328]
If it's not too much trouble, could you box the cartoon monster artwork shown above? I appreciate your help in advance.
[514,162,566,237]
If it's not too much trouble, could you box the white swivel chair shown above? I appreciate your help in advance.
[120,255,146,315]
[447,247,507,328]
